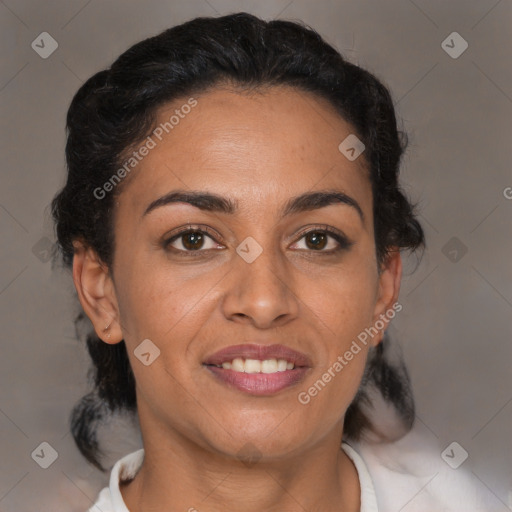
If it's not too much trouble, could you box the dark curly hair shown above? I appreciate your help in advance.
[51,12,425,472]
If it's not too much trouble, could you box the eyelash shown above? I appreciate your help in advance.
[162,224,353,257]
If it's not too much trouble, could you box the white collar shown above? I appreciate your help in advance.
[98,443,378,511]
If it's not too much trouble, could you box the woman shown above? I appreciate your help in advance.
[52,11,483,512]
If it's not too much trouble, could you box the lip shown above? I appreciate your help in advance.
[203,343,312,396]
[203,343,313,367]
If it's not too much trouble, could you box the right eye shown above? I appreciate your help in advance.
[163,226,224,256]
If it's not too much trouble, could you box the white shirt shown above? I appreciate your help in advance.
[87,442,378,512]
[86,425,505,512]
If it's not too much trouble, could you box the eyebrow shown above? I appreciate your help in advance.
[142,189,364,222]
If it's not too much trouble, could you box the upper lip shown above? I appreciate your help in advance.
[204,344,313,367]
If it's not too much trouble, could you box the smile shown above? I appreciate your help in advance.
[203,344,312,395]
[210,358,295,373]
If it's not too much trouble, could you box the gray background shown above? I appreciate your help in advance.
[1,1,511,510]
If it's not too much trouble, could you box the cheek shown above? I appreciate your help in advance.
[300,259,378,344]
[294,250,378,413]
[114,253,222,352]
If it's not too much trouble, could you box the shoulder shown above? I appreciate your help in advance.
[88,449,145,512]
[351,424,506,512]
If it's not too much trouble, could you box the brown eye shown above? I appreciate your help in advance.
[181,231,205,250]
[291,226,354,254]
[163,226,223,256]
[305,231,328,250]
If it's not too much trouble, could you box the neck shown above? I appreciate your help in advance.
[120,415,360,512]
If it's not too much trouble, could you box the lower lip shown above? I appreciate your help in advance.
[205,365,310,396]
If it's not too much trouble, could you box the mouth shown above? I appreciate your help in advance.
[203,344,312,396]
[208,358,296,373]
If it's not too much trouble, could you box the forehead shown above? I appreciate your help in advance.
[116,85,371,219]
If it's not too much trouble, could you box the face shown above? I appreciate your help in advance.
[75,85,401,460]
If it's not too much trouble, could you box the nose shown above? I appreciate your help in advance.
[221,243,300,329]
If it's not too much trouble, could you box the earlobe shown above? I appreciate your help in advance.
[371,249,402,346]
[71,240,122,344]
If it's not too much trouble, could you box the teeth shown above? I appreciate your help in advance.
[261,359,277,373]
[246,359,262,373]
[216,358,295,373]
[232,358,245,372]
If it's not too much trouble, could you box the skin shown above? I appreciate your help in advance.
[72,85,402,512]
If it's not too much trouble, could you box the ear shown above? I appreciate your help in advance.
[370,249,402,347]
[72,240,123,344]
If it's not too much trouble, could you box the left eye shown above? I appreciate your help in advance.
[292,229,351,252]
